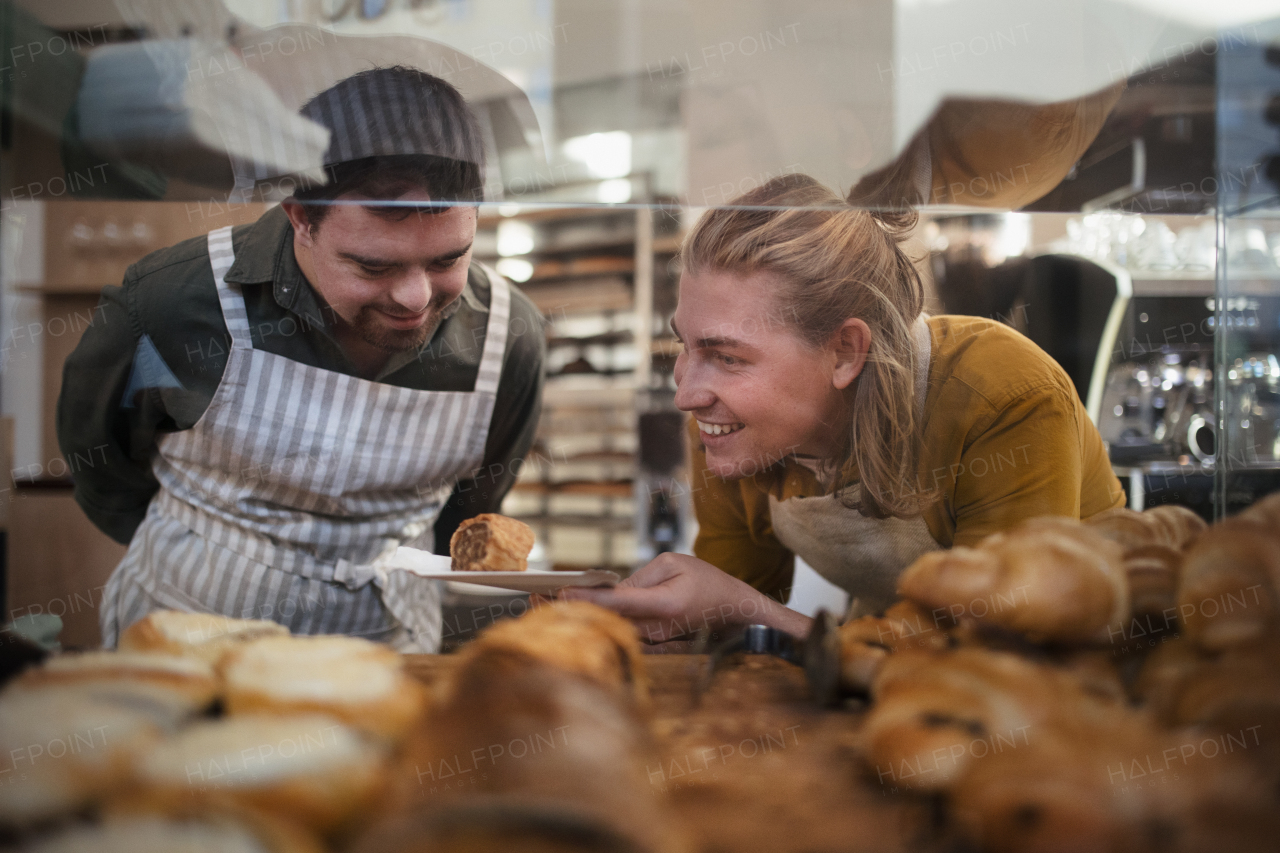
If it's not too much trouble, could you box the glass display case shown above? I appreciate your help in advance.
[6,3,1280,853]
[1217,16,1280,517]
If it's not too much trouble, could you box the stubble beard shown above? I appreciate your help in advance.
[351,302,447,352]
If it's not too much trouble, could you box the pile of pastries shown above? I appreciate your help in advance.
[0,599,664,852]
[0,610,432,851]
[840,497,1280,852]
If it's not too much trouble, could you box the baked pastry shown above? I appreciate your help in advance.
[13,651,220,719]
[1122,543,1182,617]
[220,635,426,742]
[386,650,672,852]
[18,812,324,853]
[837,601,950,692]
[860,647,1101,791]
[119,611,288,665]
[946,705,1197,853]
[130,714,384,834]
[452,602,647,704]
[1086,505,1206,552]
[1085,506,1169,550]
[0,687,162,827]
[450,513,535,572]
[1178,517,1280,650]
[1239,490,1280,528]
[897,517,1128,643]
[1145,505,1207,550]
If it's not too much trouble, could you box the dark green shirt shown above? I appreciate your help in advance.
[57,205,545,550]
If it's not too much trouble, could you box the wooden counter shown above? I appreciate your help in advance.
[403,654,932,853]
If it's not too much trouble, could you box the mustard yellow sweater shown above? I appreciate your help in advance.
[690,316,1125,602]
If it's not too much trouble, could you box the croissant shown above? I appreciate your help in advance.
[860,647,1102,792]
[898,517,1127,643]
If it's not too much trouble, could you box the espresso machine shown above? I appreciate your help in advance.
[1019,254,1280,518]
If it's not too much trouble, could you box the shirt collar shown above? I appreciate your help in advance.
[222,205,489,343]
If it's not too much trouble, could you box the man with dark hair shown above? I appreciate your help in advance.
[58,67,545,651]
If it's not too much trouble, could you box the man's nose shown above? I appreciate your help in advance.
[389,269,432,313]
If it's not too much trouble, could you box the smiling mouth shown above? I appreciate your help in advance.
[697,420,745,436]
[377,309,429,325]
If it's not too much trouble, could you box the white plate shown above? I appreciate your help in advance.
[385,546,620,594]
[434,570,621,594]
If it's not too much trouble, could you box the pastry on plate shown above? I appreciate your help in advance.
[130,714,384,834]
[452,602,647,704]
[0,687,161,827]
[450,514,535,572]
[119,611,288,665]
[220,636,426,742]
[897,517,1127,644]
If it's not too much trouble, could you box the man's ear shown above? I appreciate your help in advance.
[281,199,316,248]
[830,318,871,390]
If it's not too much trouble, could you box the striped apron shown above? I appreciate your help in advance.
[99,226,510,652]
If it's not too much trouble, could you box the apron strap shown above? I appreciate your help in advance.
[207,226,253,349]
[912,315,932,415]
[473,266,511,395]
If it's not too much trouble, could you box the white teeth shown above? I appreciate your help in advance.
[697,420,743,436]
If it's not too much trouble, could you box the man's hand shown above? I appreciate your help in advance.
[560,553,812,644]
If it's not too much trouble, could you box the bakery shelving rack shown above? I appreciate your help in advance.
[480,177,685,572]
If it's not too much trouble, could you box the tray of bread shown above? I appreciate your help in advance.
[386,513,621,593]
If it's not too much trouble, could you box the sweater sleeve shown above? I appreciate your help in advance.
[56,281,166,543]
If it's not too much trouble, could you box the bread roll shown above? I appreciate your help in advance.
[14,651,219,715]
[0,687,161,827]
[897,517,1127,643]
[453,602,647,705]
[120,611,288,665]
[131,714,384,834]
[450,514,535,572]
[1178,517,1280,650]
[220,636,426,742]
[17,812,324,853]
